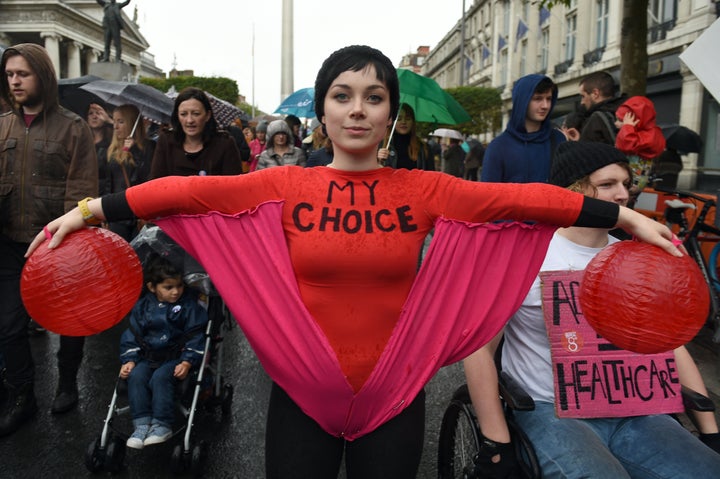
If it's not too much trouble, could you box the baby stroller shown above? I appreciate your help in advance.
[84,225,234,475]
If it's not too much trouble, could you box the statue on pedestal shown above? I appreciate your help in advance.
[97,0,131,62]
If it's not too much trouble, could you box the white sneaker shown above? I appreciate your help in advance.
[143,424,172,446]
[126,424,150,449]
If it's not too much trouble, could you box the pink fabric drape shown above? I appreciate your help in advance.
[156,201,555,439]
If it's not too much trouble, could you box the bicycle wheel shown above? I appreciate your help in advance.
[687,239,720,332]
[437,385,481,479]
[708,241,720,292]
[706,241,720,340]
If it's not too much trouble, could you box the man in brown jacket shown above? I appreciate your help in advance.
[0,43,97,436]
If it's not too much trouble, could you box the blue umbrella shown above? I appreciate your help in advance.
[274,87,315,118]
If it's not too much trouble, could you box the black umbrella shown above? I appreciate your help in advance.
[58,75,105,116]
[661,124,703,154]
[79,80,173,124]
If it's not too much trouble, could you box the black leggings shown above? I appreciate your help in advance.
[265,383,425,479]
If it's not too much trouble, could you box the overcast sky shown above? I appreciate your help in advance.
[133,0,463,114]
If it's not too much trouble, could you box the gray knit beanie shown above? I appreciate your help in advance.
[550,141,629,188]
[267,119,294,146]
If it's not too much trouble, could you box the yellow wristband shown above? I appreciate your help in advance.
[78,197,101,225]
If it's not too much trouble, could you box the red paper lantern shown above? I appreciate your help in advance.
[21,228,143,336]
[579,241,709,354]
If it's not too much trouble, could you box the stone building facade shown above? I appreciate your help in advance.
[424,0,720,191]
[0,0,163,81]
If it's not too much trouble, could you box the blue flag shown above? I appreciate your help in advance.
[515,19,529,51]
[498,34,507,53]
[539,7,551,26]
[482,44,491,61]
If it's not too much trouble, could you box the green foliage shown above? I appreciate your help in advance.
[537,0,569,8]
[440,86,502,137]
[139,76,239,105]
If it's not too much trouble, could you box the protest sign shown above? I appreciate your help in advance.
[540,270,684,418]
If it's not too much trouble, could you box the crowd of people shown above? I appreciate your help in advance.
[0,40,717,479]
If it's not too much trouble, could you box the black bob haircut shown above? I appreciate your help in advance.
[313,45,399,124]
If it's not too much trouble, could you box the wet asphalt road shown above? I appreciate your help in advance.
[0,316,464,478]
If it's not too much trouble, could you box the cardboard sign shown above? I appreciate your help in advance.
[540,270,684,418]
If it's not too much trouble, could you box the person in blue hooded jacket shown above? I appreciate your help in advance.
[481,74,566,183]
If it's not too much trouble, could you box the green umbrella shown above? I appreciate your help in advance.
[397,69,471,125]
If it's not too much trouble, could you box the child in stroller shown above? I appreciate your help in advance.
[120,254,208,449]
[85,228,234,475]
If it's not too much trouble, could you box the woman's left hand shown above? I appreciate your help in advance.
[617,206,683,257]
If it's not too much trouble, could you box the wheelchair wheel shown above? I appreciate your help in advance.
[507,415,541,479]
[438,385,481,479]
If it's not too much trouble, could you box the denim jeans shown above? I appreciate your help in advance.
[127,360,177,427]
[513,401,720,478]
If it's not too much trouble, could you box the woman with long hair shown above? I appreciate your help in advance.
[104,104,154,240]
[377,103,434,170]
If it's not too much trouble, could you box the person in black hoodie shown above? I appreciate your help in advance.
[578,71,626,144]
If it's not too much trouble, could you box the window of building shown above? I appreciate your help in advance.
[596,0,609,48]
[522,0,530,21]
[540,28,550,72]
[503,0,511,35]
[499,49,508,88]
[565,13,577,62]
[648,0,677,43]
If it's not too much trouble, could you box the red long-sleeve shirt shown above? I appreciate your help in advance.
[126,166,591,391]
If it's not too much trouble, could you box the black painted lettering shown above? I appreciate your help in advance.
[396,205,418,232]
[634,365,652,401]
[319,207,342,232]
[293,203,314,232]
[375,209,395,232]
[343,210,362,233]
[362,180,380,206]
[328,181,355,205]
[552,280,582,326]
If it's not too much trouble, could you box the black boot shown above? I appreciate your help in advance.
[0,382,37,437]
[51,377,78,414]
[53,335,83,414]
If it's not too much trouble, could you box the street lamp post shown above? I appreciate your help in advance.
[459,0,466,86]
[281,0,294,102]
